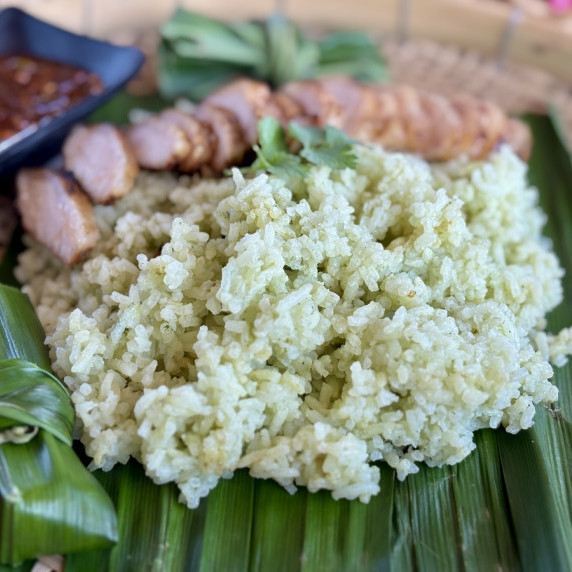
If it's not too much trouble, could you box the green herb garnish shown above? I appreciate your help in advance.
[245,117,357,177]
[158,9,387,101]
[290,122,358,170]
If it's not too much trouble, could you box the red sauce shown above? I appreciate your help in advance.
[0,54,104,142]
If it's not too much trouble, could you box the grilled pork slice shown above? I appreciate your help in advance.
[203,78,274,145]
[16,169,99,265]
[63,123,139,204]
[280,79,345,129]
[316,75,378,134]
[268,91,308,126]
[499,118,532,161]
[450,96,506,160]
[347,84,407,152]
[158,108,214,172]
[345,84,530,162]
[194,104,249,172]
[127,117,192,171]
[393,86,467,161]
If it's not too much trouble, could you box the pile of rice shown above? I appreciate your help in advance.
[16,144,572,508]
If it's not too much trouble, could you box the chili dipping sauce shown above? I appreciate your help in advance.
[0,54,104,142]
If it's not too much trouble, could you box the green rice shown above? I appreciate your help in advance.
[15,144,571,508]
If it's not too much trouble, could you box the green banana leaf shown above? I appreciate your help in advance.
[0,359,74,444]
[0,286,50,370]
[3,102,572,570]
[0,431,117,565]
[0,286,117,566]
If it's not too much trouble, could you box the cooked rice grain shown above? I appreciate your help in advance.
[16,145,571,507]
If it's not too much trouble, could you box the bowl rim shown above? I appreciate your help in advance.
[0,7,145,175]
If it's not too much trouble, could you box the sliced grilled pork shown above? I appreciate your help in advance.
[269,91,308,125]
[498,118,532,161]
[16,169,99,265]
[280,79,345,129]
[127,117,191,171]
[158,108,214,172]
[393,87,465,161]
[316,75,378,134]
[194,104,249,172]
[203,78,274,146]
[451,97,506,160]
[63,123,139,204]
[349,84,407,152]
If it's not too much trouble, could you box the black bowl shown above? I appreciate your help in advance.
[0,7,145,178]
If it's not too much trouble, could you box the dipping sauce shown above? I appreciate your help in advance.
[0,54,104,141]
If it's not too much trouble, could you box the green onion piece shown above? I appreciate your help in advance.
[0,284,117,565]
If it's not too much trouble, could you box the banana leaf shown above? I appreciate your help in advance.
[3,104,572,570]
[0,431,117,565]
[0,285,117,566]
[0,286,50,370]
[0,359,74,444]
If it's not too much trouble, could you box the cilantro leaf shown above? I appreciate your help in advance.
[243,118,308,178]
[288,122,324,149]
[243,118,357,177]
[249,146,308,178]
[289,122,357,170]
[300,145,357,170]
[325,124,357,147]
[258,116,288,154]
